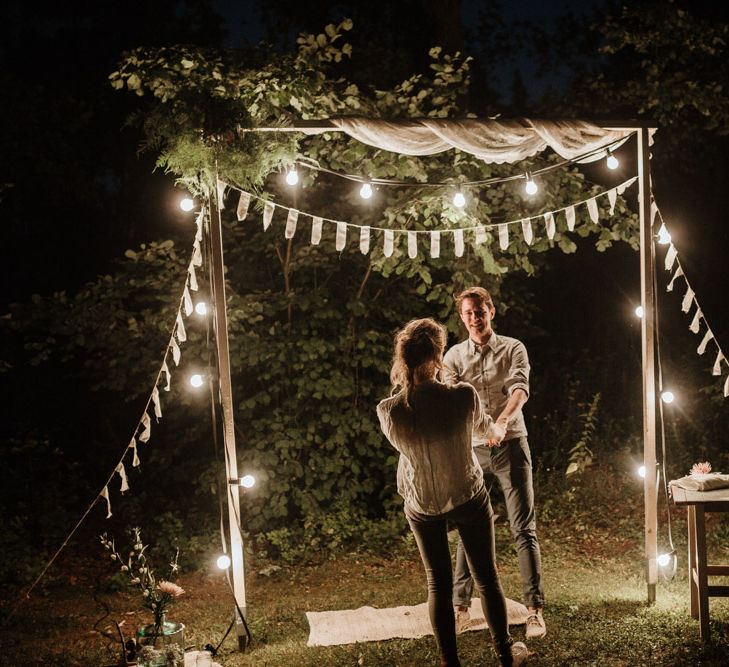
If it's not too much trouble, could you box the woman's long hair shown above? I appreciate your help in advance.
[389,318,447,407]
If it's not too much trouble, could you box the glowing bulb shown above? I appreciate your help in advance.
[453,191,466,208]
[525,177,538,196]
[359,182,373,199]
[216,555,231,570]
[285,169,299,186]
[635,305,644,318]
[657,553,671,567]
[195,302,207,316]
[657,223,671,245]
[240,474,256,489]
[661,390,675,404]
[606,154,619,170]
[190,374,204,388]
[638,465,646,478]
[180,197,194,212]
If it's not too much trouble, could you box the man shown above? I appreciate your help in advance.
[442,286,546,639]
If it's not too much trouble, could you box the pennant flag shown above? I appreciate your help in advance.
[384,230,394,258]
[192,241,203,267]
[285,209,299,239]
[689,309,702,334]
[336,221,347,251]
[667,266,683,292]
[130,437,140,467]
[236,192,251,220]
[608,188,617,215]
[183,285,193,316]
[151,386,162,420]
[116,463,130,494]
[724,374,729,398]
[101,486,112,518]
[544,212,555,240]
[616,177,636,195]
[498,224,509,250]
[139,412,152,443]
[188,263,198,291]
[698,330,713,355]
[713,351,725,375]
[565,206,576,231]
[453,229,464,257]
[360,226,370,254]
[175,312,187,343]
[474,226,487,245]
[681,286,695,313]
[262,201,275,230]
[430,231,441,258]
[664,245,678,271]
[161,359,171,391]
[521,219,533,245]
[311,216,323,245]
[216,179,226,209]
[408,231,417,259]
[650,200,659,227]
[171,337,181,366]
[587,198,599,224]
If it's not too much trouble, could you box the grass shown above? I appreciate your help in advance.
[2,466,729,666]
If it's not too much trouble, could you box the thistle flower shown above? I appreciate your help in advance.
[690,461,712,476]
[157,581,185,598]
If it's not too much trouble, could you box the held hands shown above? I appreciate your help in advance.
[485,421,506,447]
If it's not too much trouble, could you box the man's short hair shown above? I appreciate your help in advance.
[455,286,494,312]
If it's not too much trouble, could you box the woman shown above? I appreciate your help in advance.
[377,318,527,667]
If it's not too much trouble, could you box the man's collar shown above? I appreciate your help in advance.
[467,333,498,354]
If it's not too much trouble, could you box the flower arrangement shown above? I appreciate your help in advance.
[690,461,712,476]
[100,527,184,633]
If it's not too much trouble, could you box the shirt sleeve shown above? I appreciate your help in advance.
[441,346,461,385]
[376,400,400,452]
[504,340,530,399]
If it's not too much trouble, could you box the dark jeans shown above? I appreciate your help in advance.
[406,485,513,667]
[453,437,545,610]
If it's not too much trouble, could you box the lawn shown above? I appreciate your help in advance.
[2,467,728,666]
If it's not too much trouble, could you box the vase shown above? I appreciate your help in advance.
[136,619,185,667]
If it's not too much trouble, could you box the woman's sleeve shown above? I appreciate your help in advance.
[470,387,504,443]
[376,401,400,452]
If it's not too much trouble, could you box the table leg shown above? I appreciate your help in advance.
[694,505,710,641]
[688,506,698,618]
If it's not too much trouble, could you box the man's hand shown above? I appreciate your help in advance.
[485,422,505,447]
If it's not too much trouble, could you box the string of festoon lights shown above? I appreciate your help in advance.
[282,138,626,204]
[23,199,253,598]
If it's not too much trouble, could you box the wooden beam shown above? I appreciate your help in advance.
[638,127,658,604]
[209,176,248,649]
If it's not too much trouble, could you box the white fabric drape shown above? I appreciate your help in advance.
[326,118,634,164]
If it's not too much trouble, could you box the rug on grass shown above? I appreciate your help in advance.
[306,597,529,647]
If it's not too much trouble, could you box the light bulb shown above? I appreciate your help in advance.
[216,555,231,570]
[190,374,204,388]
[285,169,299,186]
[195,302,207,316]
[525,177,538,196]
[657,223,671,245]
[606,154,619,170]
[634,305,644,318]
[240,474,256,489]
[638,465,646,479]
[180,197,195,212]
[657,553,671,567]
[359,182,373,199]
[661,390,675,404]
[453,191,466,208]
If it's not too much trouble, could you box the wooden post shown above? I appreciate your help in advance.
[637,127,658,603]
[208,177,248,647]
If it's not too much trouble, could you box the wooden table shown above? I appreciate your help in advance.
[672,486,729,641]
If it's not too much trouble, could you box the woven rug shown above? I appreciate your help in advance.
[306,597,529,647]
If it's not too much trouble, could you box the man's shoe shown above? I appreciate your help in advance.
[511,641,529,666]
[525,609,546,639]
[454,606,471,634]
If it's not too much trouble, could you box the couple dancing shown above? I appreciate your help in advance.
[377,287,545,667]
